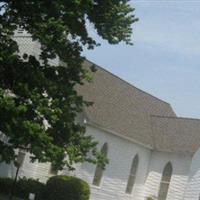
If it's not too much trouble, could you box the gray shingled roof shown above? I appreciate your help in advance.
[151,115,200,154]
[77,60,200,153]
[16,34,200,154]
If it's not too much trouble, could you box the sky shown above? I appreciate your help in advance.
[83,0,200,119]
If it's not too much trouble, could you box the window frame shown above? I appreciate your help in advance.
[125,154,139,194]
[92,143,108,187]
[158,162,173,200]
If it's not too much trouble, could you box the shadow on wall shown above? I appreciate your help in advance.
[80,153,190,185]
[186,148,200,183]
[0,162,16,178]
[183,147,200,200]
[79,151,191,200]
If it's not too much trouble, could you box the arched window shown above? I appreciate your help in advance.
[126,154,139,194]
[49,163,58,175]
[158,162,173,200]
[92,143,108,186]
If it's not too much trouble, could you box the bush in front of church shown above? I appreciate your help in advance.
[0,176,44,199]
[41,175,90,200]
[0,177,14,194]
[15,177,45,199]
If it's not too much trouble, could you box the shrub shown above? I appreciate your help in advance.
[15,177,45,199]
[0,177,14,194]
[146,197,155,200]
[0,176,45,199]
[41,175,90,200]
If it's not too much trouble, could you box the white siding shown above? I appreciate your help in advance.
[0,162,16,178]
[0,154,52,182]
[75,125,152,200]
[184,148,200,200]
[145,151,192,200]
[19,154,51,182]
[0,124,194,200]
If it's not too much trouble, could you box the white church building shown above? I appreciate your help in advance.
[1,31,200,200]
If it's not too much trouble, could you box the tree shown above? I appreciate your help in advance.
[0,0,138,170]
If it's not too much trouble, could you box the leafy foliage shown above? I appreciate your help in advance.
[41,175,90,200]
[0,0,138,169]
[146,197,155,200]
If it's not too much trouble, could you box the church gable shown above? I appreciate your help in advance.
[78,60,200,154]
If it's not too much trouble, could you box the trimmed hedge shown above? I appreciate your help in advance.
[0,177,45,199]
[0,176,90,200]
[41,175,90,200]
[0,177,14,194]
[16,177,45,199]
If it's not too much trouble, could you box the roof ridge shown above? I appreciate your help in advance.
[151,114,200,121]
[85,59,172,106]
